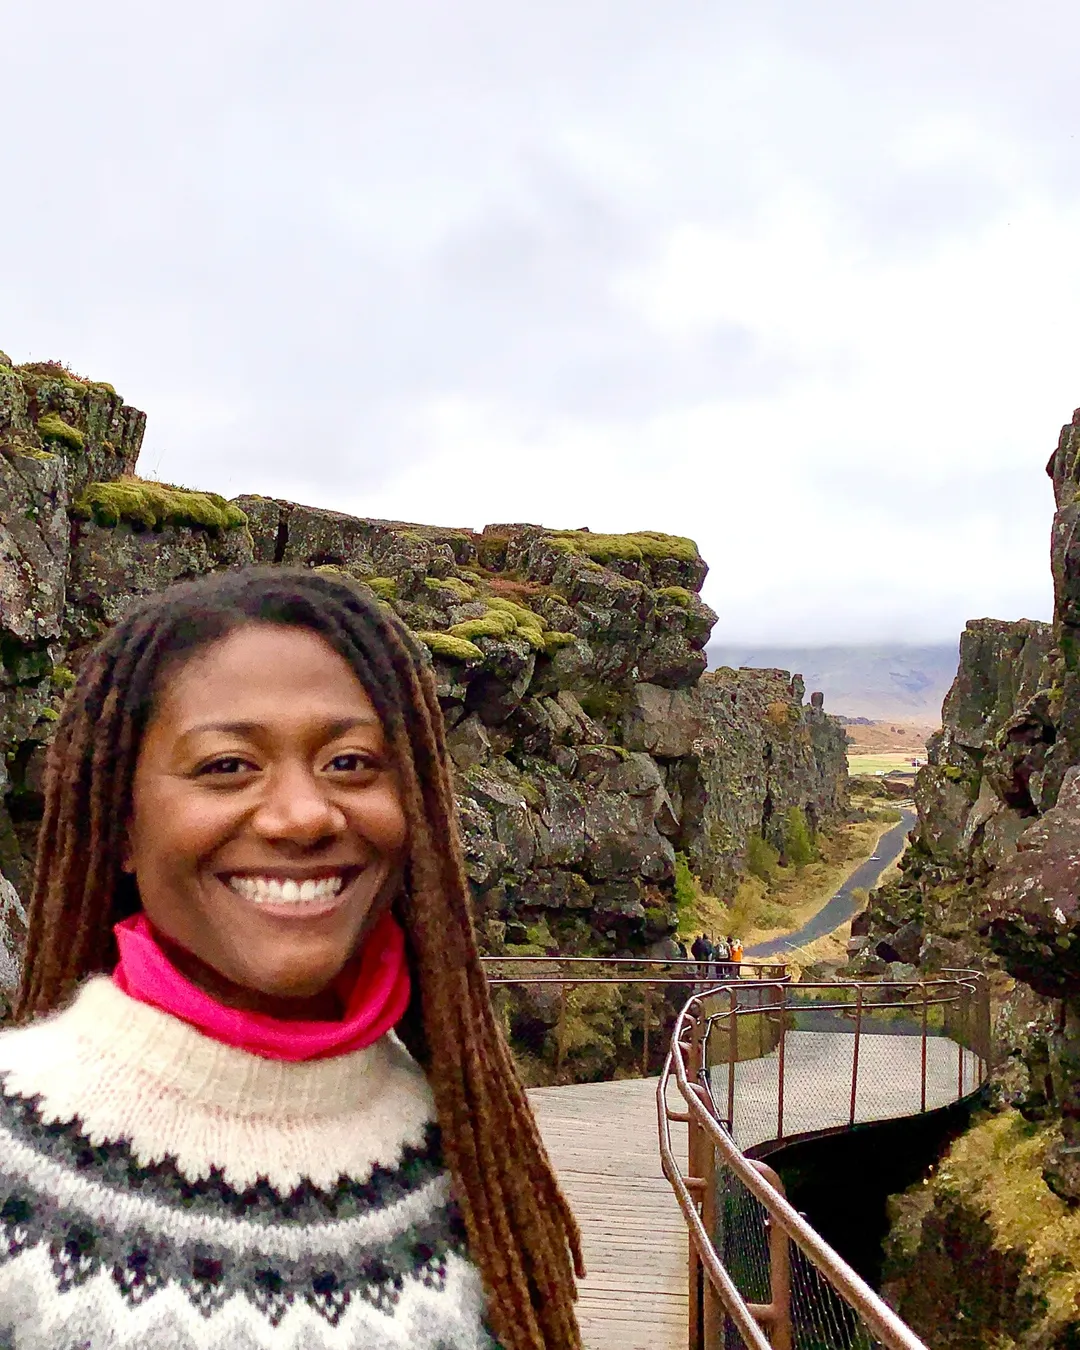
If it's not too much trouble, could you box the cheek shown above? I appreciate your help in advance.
[360,787,409,858]
[129,776,235,875]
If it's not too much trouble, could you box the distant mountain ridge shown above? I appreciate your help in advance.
[705,643,960,722]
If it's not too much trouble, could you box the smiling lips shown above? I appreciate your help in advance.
[225,873,351,906]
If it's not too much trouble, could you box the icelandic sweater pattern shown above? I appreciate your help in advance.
[0,977,501,1349]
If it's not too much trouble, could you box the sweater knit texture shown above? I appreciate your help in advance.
[0,977,503,1349]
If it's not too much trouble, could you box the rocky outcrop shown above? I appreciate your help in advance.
[0,357,849,1025]
[871,404,1080,1327]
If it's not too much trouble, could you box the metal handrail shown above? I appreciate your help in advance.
[480,957,790,1075]
[660,992,934,1350]
[697,969,990,1146]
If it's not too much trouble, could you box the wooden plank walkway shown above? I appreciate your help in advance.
[529,1077,687,1350]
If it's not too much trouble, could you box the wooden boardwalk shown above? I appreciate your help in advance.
[529,1077,687,1350]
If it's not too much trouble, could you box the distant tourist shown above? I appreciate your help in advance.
[691,932,713,979]
[712,934,731,979]
[730,935,744,974]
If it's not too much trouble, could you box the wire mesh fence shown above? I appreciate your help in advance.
[701,973,991,1150]
[479,956,791,1083]
[659,980,990,1350]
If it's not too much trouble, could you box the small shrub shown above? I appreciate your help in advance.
[765,700,794,728]
[673,852,701,918]
[644,904,672,931]
[745,833,779,884]
[784,807,816,866]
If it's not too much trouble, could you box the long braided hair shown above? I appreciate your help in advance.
[15,565,584,1350]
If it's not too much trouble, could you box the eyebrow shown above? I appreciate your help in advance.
[179,717,382,739]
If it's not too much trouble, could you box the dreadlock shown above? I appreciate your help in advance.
[15,566,584,1350]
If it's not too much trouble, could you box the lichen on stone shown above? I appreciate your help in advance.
[36,413,85,451]
[415,631,484,662]
[72,477,248,531]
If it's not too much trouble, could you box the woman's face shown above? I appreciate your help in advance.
[124,622,408,1013]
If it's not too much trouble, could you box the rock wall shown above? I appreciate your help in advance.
[868,406,1080,1341]
[0,356,849,1004]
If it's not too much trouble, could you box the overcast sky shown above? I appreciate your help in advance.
[2,1,1077,642]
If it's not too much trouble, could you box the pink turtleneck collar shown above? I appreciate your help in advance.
[112,909,411,1062]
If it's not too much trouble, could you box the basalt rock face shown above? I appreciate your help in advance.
[0,361,849,1017]
[872,404,1080,1317]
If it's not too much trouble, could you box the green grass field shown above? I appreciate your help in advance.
[848,752,921,776]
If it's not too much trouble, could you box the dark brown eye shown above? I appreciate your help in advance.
[199,757,253,776]
[327,753,376,773]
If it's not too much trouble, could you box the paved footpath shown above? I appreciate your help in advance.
[748,808,916,958]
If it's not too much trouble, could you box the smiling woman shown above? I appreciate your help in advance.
[2,568,583,1350]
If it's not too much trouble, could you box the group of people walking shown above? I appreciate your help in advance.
[690,931,744,979]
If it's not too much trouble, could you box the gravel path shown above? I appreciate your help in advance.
[747,808,916,959]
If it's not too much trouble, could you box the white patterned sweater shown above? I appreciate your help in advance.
[0,977,503,1349]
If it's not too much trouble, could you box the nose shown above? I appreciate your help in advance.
[251,762,346,846]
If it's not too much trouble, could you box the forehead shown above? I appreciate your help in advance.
[153,623,378,724]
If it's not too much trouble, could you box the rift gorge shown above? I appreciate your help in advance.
[8,353,1080,1350]
[0,353,849,1040]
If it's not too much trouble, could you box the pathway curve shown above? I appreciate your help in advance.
[748,808,916,958]
[710,1029,981,1152]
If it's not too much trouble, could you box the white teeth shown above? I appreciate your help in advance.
[226,874,346,905]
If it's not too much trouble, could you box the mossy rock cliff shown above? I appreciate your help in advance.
[0,353,850,1074]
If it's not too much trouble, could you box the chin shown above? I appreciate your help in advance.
[251,963,344,1002]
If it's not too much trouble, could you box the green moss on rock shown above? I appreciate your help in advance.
[415,631,484,662]
[36,412,85,451]
[73,478,248,531]
[655,586,694,607]
[424,576,475,601]
[449,612,518,642]
[547,529,701,566]
[541,631,576,654]
[366,576,398,600]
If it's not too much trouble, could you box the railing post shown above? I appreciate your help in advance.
[728,987,737,1135]
[777,986,787,1142]
[748,1161,793,1350]
[920,982,928,1114]
[688,1009,705,1350]
[957,987,965,1100]
[643,987,651,1077]
[701,1134,721,1349]
[850,985,863,1128]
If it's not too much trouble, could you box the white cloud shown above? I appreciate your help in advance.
[0,0,1074,642]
